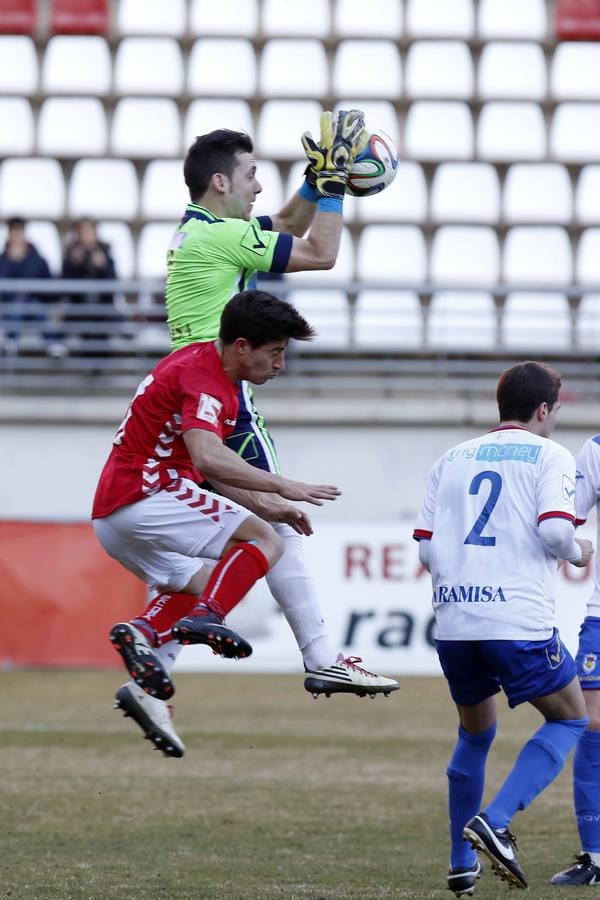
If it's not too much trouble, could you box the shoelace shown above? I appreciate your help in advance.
[504,829,518,849]
[339,656,373,676]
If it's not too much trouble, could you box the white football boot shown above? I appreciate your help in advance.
[114,681,186,758]
[304,653,399,699]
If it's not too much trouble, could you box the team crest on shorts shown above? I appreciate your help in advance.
[583,653,598,674]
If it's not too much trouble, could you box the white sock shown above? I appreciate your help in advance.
[587,851,600,867]
[265,523,336,669]
[154,639,182,674]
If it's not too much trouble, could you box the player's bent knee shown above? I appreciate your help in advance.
[230,516,284,567]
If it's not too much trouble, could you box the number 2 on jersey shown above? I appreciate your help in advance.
[464,470,502,546]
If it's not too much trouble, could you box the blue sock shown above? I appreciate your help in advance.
[447,723,496,869]
[574,729,600,853]
[486,718,588,830]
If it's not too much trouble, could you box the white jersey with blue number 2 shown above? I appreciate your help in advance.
[414,426,577,641]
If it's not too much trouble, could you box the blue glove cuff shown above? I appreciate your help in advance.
[298,180,319,203]
[317,196,344,214]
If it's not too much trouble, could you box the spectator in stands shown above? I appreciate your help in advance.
[61,218,117,346]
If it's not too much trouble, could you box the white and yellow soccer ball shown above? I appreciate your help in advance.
[346,130,399,197]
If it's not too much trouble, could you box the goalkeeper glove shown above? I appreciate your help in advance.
[301,109,368,199]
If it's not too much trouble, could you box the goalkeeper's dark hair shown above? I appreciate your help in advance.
[496,361,562,422]
[184,130,253,200]
[219,290,315,348]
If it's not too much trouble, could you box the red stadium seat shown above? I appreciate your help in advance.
[556,0,600,40]
[0,0,35,34]
[50,0,109,35]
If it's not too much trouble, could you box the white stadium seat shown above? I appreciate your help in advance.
[117,0,187,36]
[262,0,331,37]
[332,40,402,98]
[430,163,501,223]
[356,225,427,283]
[478,42,546,101]
[68,159,139,220]
[140,160,189,220]
[114,38,184,96]
[503,164,573,225]
[38,97,107,157]
[405,41,473,99]
[294,227,354,285]
[189,0,258,36]
[404,101,474,160]
[97,222,135,279]
[287,290,350,346]
[184,100,253,151]
[576,228,600,283]
[188,39,257,97]
[42,36,111,95]
[575,166,600,224]
[427,291,497,348]
[0,98,34,154]
[257,100,322,159]
[405,0,475,39]
[356,162,427,223]
[0,158,65,218]
[502,293,572,349]
[137,223,176,279]
[478,0,547,39]
[550,43,600,101]
[0,36,37,94]
[430,226,500,285]
[354,290,423,347]
[550,104,600,162]
[334,0,403,38]
[334,100,400,145]
[576,294,600,349]
[112,98,181,158]
[260,39,328,97]
[477,102,546,161]
[503,227,572,285]
[249,160,284,219]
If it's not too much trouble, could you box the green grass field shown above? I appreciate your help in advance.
[0,671,583,899]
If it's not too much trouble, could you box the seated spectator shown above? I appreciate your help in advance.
[62,218,118,347]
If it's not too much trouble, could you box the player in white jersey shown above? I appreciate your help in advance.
[414,362,593,895]
[551,435,600,887]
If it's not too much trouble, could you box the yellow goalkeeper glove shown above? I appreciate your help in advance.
[301,109,368,199]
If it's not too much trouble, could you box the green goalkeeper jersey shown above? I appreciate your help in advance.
[165,203,293,350]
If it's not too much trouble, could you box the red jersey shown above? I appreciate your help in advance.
[92,342,239,518]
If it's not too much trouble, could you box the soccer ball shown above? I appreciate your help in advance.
[346,131,399,197]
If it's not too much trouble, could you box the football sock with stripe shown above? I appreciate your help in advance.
[192,542,270,620]
[133,592,195,647]
[447,723,496,869]
[574,729,600,854]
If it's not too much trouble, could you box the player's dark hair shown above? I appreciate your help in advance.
[497,361,562,422]
[184,130,254,201]
[219,290,315,348]
[7,216,25,229]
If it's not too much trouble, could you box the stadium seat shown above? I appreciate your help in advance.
[38,97,107,157]
[184,100,253,152]
[260,39,329,98]
[430,226,500,285]
[478,42,547,100]
[405,0,475,38]
[550,43,600,100]
[550,103,600,162]
[249,160,284,219]
[68,159,139,220]
[140,159,189,220]
[430,163,501,223]
[356,225,427,283]
[356,162,428,223]
[188,0,258,36]
[334,100,400,145]
[404,101,474,160]
[137,223,176,279]
[478,0,547,39]
[576,228,600,283]
[0,221,62,274]
[188,39,257,97]
[0,158,65,218]
[576,293,600,348]
[477,102,546,161]
[262,0,331,37]
[332,40,402,98]
[502,292,572,349]
[50,0,110,35]
[504,227,573,285]
[503,164,573,224]
[404,41,473,99]
[0,0,35,34]
[114,38,184,96]
[427,291,497,348]
[353,290,423,347]
[575,166,600,224]
[42,35,111,95]
[116,0,187,36]
[334,0,403,38]
[287,290,350,346]
[257,100,322,159]
[112,98,181,158]
[0,36,37,93]
[0,98,34,154]
[97,222,135,279]
[294,227,354,285]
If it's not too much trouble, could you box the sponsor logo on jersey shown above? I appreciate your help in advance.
[241,223,268,256]
[583,652,598,674]
[196,393,223,425]
[562,473,576,500]
[433,585,507,603]
[475,443,541,464]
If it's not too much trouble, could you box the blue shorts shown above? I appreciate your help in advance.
[575,616,600,691]
[436,628,577,708]
[224,381,280,474]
